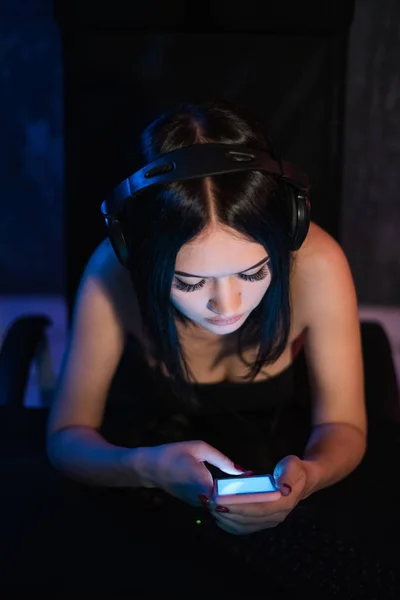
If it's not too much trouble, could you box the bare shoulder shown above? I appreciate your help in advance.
[293,220,356,321]
[296,220,350,275]
[86,238,141,337]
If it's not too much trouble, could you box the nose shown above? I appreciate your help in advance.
[209,281,242,317]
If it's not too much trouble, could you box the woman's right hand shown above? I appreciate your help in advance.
[137,440,245,507]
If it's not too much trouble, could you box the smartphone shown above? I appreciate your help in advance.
[212,474,281,505]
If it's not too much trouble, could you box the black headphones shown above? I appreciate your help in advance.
[101,143,311,269]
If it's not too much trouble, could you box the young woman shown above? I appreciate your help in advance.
[46,99,367,540]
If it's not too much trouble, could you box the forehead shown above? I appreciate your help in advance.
[175,226,266,276]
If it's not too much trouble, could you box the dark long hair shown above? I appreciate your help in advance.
[121,100,296,409]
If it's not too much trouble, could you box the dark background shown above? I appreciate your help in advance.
[1,4,400,596]
[0,0,399,306]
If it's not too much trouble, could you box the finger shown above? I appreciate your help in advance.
[213,497,286,518]
[191,461,216,495]
[213,514,258,535]
[191,441,245,476]
[215,519,241,535]
[273,454,307,495]
[215,515,256,535]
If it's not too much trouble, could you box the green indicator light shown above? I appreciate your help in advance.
[196,519,201,525]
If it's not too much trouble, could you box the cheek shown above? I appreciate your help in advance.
[246,281,271,307]
[170,291,199,315]
[247,280,270,298]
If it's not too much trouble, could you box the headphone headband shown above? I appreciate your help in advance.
[101,143,310,217]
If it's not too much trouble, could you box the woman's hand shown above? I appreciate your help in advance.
[209,455,309,535]
[139,440,245,507]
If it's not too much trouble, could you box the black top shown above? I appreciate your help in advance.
[101,334,314,473]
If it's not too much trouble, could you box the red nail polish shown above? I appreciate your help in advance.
[234,463,249,472]
[198,494,210,509]
[216,506,230,513]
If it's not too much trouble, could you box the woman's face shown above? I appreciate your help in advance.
[170,225,272,337]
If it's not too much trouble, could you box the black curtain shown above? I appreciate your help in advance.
[54,1,355,318]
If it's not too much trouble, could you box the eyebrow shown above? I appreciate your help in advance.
[174,256,270,279]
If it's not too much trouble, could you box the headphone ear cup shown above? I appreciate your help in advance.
[104,217,130,268]
[281,184,311,252]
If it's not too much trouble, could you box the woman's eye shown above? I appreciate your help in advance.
[173,279,206,293]
[173,265,270,293]
[239,265,270,282]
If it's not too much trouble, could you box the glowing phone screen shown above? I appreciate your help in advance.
[217,475,277,496]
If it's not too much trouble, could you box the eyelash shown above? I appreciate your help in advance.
[173,265,270,293]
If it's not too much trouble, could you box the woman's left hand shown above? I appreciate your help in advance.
[209,455,310,536]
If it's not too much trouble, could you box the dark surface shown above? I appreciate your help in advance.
[1,407,400,599]
[1,321,399,597]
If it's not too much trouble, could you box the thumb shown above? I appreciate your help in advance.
[273,454,301,496]
[193,441,245,476]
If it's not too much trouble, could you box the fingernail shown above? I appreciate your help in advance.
[234,463,249,472]
[198,494,210,509]
[282,483,292,495]
[216,505,230,513]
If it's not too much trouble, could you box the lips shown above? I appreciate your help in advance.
[206,314,243,326]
